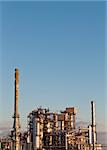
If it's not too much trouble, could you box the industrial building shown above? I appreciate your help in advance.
[26,105,102,150]
[0,69,103,150]
[27,107,76,150]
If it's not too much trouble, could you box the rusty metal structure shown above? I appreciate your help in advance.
[11,68,21,150]
[26,103,102,150]
[26,106,102,150]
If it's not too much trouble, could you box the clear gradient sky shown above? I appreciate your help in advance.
[0,1,106,132]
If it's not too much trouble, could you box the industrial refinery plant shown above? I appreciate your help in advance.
[0,69,103,150]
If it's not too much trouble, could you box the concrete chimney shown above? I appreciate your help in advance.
[12,68,21,150]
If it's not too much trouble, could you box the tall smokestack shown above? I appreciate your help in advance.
[12,68,21,150]
[14,68,19,115]
[91,101,97,149]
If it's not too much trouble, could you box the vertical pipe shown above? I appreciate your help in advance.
[89,125,92,144]
[91,101,96,150]
[65,134,68,150]
[73,114,76,129]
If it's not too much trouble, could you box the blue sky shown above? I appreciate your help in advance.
[0,1,106,132]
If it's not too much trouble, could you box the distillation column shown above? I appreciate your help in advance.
[91,101,97,150]
[12,68,21,150]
